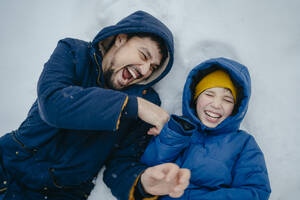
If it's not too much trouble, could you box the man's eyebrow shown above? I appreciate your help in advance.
[141,47,152,59]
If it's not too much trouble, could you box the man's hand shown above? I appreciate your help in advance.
[140,163,191,198]
[137,97,169,135]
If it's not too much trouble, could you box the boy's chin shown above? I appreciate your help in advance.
[202,121,219,128]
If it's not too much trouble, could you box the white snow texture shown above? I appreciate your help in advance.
[0,0,299,199]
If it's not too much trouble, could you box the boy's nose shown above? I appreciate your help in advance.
[211,98,222,108]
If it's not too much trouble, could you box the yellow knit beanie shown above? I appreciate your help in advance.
[194,70,237,102]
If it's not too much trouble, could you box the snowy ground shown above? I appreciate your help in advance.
[0,0,299,199]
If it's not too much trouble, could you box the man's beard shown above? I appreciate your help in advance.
[103,68,129,90]
[103,69,116,89]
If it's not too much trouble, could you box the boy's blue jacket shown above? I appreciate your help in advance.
[0,11,174,199]
[141,58,271,199]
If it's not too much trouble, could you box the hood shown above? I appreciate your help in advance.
[91,10,174,89]
[182,57,251,133]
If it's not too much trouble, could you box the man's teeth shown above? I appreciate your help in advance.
[205,111,221,118]
[127,67,137,79]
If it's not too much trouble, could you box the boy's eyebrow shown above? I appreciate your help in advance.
[205,90,215,94]
[224,94,234,99]
[224,89,234,98]
[224,88,233,94]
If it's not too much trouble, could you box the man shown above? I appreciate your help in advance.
[0,11,190,200]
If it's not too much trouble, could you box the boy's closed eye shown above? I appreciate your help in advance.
[204,91,214,97]
[224,97,234,104]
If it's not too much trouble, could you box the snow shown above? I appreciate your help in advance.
[0,0,299,199]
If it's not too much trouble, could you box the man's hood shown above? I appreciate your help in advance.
[182,57,251,133]
[91,10,174,89]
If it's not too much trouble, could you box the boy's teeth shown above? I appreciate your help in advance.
[206,111,221,118]
[128,67,137,79]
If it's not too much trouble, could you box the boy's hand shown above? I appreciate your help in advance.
[141,163,191,198]
[137,97,169,135]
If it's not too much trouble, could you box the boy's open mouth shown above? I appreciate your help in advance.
[205,110,221,119]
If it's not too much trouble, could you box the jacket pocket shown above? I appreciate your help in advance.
[0,132,49,191]
[9,131,35,160]
[48,166,94,189]
[0,132,34,174]
[48,167,95,198]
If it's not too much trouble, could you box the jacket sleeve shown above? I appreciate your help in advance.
[37,39,137,131]
[140,115,195,166]
[103,117,154,199]
[188,135,271,200]
[103,88,161,200]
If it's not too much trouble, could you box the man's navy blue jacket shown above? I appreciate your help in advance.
[0,11,174,199]
[141,58,271,199]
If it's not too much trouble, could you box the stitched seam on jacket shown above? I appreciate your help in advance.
[116,96,129,131]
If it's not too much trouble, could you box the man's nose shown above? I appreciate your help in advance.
[139,62,151,76]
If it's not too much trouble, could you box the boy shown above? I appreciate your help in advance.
[141,57,271,199]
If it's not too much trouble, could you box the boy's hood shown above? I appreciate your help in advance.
[91,10,174,89]
[182,57,251,133]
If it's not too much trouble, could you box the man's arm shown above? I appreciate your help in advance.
[37,39,137,131]
[37,39,169,133]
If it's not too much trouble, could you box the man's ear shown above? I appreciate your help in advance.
[114,34,128,47]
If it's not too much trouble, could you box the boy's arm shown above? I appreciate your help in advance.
[188,135,271,200]
[140,115,195,166]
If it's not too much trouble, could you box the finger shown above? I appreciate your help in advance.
[147,127,160,136]
[169,190,184,198]
[150,163,178,181]
[164,164,179,182]
[147,128,155,135]
[178,168,191,184]
[173,169,191,191]
[155,126,162,135]
[148,166,166,180]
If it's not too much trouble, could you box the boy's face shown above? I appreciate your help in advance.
[196,87,234,128]
[102,34,162,90]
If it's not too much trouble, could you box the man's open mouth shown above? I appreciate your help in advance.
[122,66,141,81]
